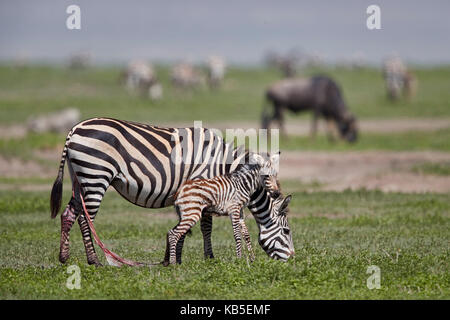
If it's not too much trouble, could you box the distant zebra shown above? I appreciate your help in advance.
[165,153,286,265]
[382,56,417,101]
[206,56,226,89]
[50,118,294,265]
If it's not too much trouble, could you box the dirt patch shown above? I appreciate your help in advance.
[1,117,449,139]
[0,155,54,179]
[0,124,28,139]
[191,118,450,136]
[280,151,450,193]
[1,143,450,193]
[0,183,53,192]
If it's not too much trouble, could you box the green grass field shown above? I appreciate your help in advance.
[1,64,450,159]
[1,64,450,125]
[0,189,448,299]
[0,64,449,300]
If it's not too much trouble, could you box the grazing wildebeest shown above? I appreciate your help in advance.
[382,56,417,101]
[262,76,358,143]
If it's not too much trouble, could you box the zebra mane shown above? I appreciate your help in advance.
[229,162,260,178]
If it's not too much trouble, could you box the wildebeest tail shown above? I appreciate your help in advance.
[50,129,73,219]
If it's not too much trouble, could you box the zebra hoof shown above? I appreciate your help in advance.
[59,253,70,264]
[162,260,170,267]
[88,258,102,267]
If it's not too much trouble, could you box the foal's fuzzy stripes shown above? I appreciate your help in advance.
[165,161,279,265]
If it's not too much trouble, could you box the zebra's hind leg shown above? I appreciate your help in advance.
[163,232,187,265]
[73,172,108,266]
[230,210,243,259]
[76,189,108,267]
[200,215,214,259]
[78,214,102,266]
[59,197,81,264]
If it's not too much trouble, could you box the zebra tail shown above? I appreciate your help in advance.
[50,130,72,219]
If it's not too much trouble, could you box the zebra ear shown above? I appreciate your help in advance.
[270,151,280,164]
[270,152,280,172]
[249,153,265,166]
[280,195,292,212]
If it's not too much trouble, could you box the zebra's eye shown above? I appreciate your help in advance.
[282,228,290,235]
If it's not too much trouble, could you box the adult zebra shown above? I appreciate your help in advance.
[50,117,294,265]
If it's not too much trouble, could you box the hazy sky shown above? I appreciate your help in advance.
[0,0,449,65]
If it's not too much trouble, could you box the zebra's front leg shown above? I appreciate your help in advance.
[239,219,255,262]
[230,211,243,259]
[59,199,79,264]
[200,215,214,259]
[78,214,102,266]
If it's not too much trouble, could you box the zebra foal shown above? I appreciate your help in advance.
[165,153,287,265]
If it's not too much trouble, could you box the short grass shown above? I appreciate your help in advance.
[1,64,450,126]
[0,188,448,299]
[411,162,450,176]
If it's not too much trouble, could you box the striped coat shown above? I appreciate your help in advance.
[50,118,294,265]
[165,154,283,265]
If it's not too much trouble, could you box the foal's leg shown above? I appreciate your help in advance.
[166,216,208,265]
[163,232,187,265]
[165,206,202,265]
[239,219,255,262]
[230,209,243,258]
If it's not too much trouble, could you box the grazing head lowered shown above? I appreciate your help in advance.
[263,76,359,143]
[257,194,294,261]
[338,113,358,143]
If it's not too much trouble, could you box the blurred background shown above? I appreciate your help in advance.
[1,1,450,300]
[0,0,449,193]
